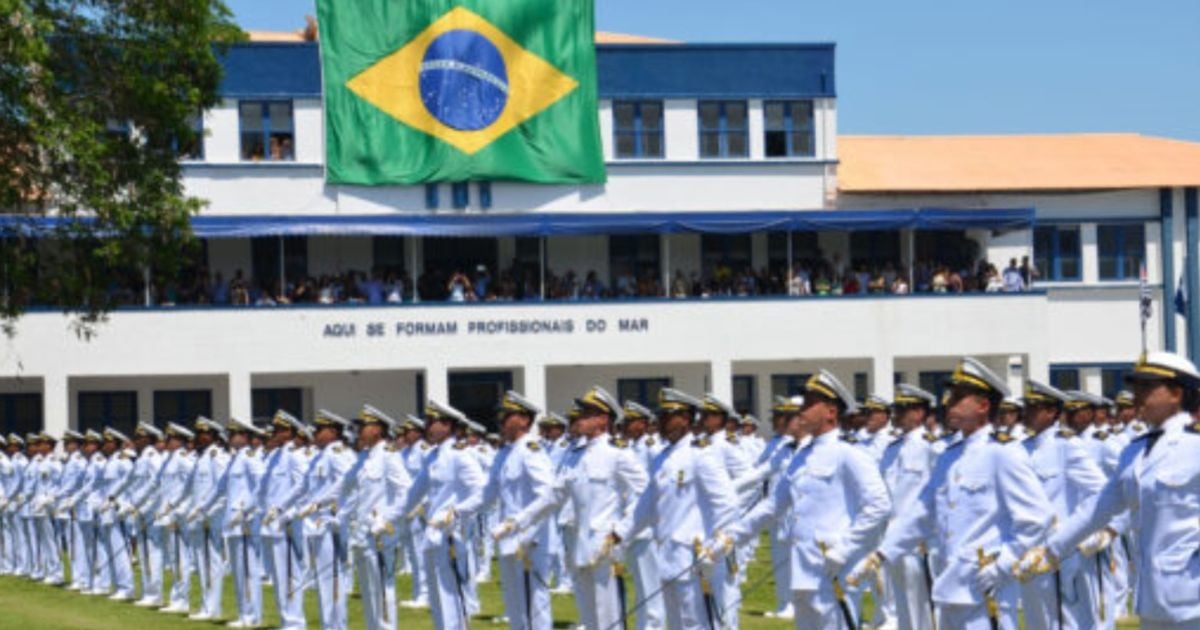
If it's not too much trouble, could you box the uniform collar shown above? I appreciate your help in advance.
[813,429,840,447]
[964,424,994,446]
[1160,411,1192,434]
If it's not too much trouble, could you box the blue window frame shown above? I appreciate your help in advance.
[0,393,42,435]
[77,391,137,435]
[1034,225,1082,281]
[425,184,440,210]
[918,371,952,405]
[613,100,664,159]
[450,371,513,430]
[1098,224,1145,281]
[764,100,815,158]
[770,374,811,398]
[618,378,672,408]
[239,100,294,161]
[1101,366,1133,398]
[698,100,748,158]
[451,182,470,209]
[478,182,493,209]
[153,390,212,427]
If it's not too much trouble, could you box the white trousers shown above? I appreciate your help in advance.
[186,524,226,617]
[166,525,192,609]
[937,602,1018,630]
[264,534,307,630]
[426,540,471,630]
[308,531,351,630]
[791,585,861,630]
[1020,564,1095,630]
[575,559,623,630]
[96,521,134,595]
[628,538,666,630]
[354,544,398,630]
[498,553,552,630]
[228,534,263,626]
[886,554,933,630]
[136,523,165,603]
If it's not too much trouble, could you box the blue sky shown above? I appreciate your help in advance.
[226,1,1200,140]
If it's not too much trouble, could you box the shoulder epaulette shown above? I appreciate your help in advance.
[1187,421,1200,434]
[385,444,397,453]
[420,443,431,451]
[526,441,541,452]
[1093,430,1109,441]
[991,432,1013,444]
[692,437,710,449]
[305,446,315,456]
[453,440,468,450]
[840,433,859,444]
[725,432,739,445]
[889,427,904,439]
[610,437,627,448]
[332,444,344,453]
[922,432,938,443]
[645,437,656,447]
[1056,428,1076,439]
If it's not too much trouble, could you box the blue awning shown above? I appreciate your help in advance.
[0,208,1034,238]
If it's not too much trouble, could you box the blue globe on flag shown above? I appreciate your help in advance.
[419,30,509,131]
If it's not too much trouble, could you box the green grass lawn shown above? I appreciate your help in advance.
[0,541,1143,629]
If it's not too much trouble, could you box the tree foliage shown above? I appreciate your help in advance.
[0,0,242,335]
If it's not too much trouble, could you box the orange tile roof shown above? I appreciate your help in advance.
[245,29,675,44]
[839,134,1200,193]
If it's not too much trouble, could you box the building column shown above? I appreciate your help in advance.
[424,363,449,405]
[1025,350,1049,383]
[1160,188,1177,353]
[1005,355,1025,397]
[1187,188,1200,361]
[709,358,733,402]
[523,363,547,416]
[871,354,894,397]
[43,373,69,435]
[228,371,252,423]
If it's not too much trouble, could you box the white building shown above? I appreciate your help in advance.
[4,32,1200,436]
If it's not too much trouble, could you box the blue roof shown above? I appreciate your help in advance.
[217,42,836,100]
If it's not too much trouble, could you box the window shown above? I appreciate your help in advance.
[239,101,294,161]
[618,378,672,408]
[915,230,979,272]
[0,394,42,435]
[451,182,470,209]
[1101,366,1133,399]
[373,237,406,278]
[1098,224,1145,281]
[251,236,308,296]
[698,101,748,158]
[701,234,752,277]
[767,231,821,271]
[770,374,811,398]
[764,100,815,158]
[1034,226,1081,281]
[733,375,756,416]
[1049,367,1080,392]
[609,235,661,292]
[153,390,212,426]
[850,231,901,270]
[918,371,952,405]
[178,111,205,160]
[449,372,513,431]
[613,100,664,159]
[854,373,869,401]
[77,391,137,434]
[252,388,303,423]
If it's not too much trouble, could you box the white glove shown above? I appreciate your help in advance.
[975,558,1005,594]
[821,543,848,578]
[370,515,394,538]
[430,507,457,530]
[1013,546,1058,582]
[186,508,203,523]
[490,518,517,541]
[262,507,279,526]
[846,551,884,588]
[1078,528,1115,557]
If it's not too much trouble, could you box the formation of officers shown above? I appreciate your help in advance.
[0,351,1197,630]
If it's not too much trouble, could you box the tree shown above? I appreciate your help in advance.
[0,0,242,335]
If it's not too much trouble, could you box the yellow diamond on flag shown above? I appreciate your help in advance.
[346,7,580,156]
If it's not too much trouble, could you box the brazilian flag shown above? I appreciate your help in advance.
[316,0,606,185]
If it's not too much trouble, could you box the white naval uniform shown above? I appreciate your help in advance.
[294,440,356,630]
[483,434,556,630]
[55,450,89,586]
[33,453,65,583]
[0,452,18,575]
[157,448,197,611]
[402,439,486,630]
[1047,412,1200,629]
[73,452,105,592]
[735,434,800,617]
[220,445,266,627]
[184,444,231,618]
[516,435,647,630]
[708,430,753,630]
[880,426,1053,630]
[94,449,136,597]
[17,453,40,578]
[340,441,412,630]
[617,436,741,630]
[124,444,163,603]
[258,444,308,630]
[626,435,666,630]
[399,441,432,607]
[733,430,892,630]
[1021,425,1107,630]
[877,429,937,630]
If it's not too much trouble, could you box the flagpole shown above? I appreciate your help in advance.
[1139,262,1150,360]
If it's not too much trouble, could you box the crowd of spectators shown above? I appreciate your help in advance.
[118,254,1037,307]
